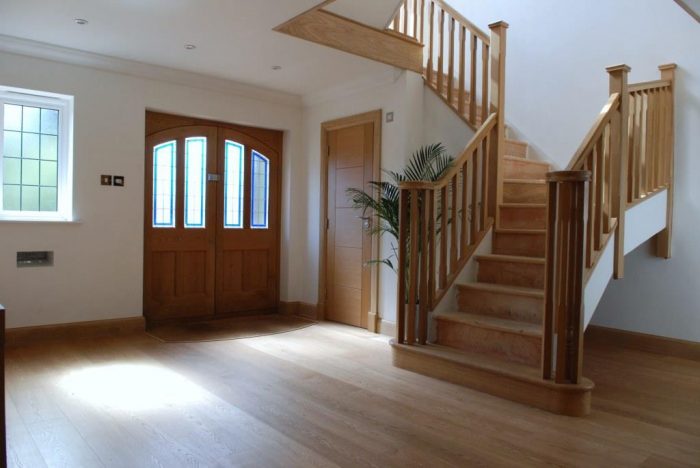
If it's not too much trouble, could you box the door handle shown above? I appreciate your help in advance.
[207,173,220,182]
[357,216,372,231]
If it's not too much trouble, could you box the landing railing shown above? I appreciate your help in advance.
[393,0,508,345]
[389,0,504,130]
[543,64,676,384]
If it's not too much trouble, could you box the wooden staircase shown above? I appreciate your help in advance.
[271,1,675,417]
[393,133,595,416]
[388,0,676,417]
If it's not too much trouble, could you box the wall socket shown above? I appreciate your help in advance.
[113,176,125,187]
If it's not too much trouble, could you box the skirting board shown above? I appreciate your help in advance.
[379,320,396,338]
[6,316,146,348]
[279,301,319,321]
[586,325,700,362]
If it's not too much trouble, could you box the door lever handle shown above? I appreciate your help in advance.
[357,215,372,231]
[207,173,220,182]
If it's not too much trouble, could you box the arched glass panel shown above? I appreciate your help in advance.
[152,140,176,227]
[224,140,244,228]
[184,137,206,228]
[251,150,269,229]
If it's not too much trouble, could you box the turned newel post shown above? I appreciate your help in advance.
[487,21,508,224]
[606,64,630,279]
[656,63,677,259]
[542,171,590,384]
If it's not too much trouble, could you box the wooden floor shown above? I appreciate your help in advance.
[5,322,700,467]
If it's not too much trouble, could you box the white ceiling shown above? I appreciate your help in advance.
[0,0,402,97]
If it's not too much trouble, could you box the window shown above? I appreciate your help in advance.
[184,137,206,228]
[224,140,244,229]
[0,86,73,221]
[251,150,269,229]
[152,141,176,228]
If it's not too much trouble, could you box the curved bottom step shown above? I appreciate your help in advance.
[390,339,594,417]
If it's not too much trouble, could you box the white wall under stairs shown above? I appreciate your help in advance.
[585,191,668,328]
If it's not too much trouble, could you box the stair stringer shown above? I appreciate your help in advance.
[583,189,669,328]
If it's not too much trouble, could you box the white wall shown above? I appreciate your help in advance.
[300,70,425,324]
[0,51,304,328]
[447,0,700,342]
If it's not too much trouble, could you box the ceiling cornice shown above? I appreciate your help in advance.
[0,34,303,108]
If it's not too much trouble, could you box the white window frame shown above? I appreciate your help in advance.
[0,86,74,222]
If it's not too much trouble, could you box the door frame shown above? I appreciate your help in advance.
[319,110,382,332]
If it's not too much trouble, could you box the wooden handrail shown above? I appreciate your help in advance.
[566,93,620,170]
[431,0,490,44]
[628,79,671,93]
[399,113,498,190]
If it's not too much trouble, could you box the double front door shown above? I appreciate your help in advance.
[144,112,281,322]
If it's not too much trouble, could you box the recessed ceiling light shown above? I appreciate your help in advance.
[74,18,88,25]
[271,65,282,71]
[184,44,196,50]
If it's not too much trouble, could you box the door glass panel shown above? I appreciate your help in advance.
[224,140,244,229]
[184,137,206,228]
[153,140,176,228]
[251,150,269,229]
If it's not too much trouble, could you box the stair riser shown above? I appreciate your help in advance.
[436,319,541,367]
[494,232,546,258]
[500,205,547,229]
[503,182,547,203]
[457,287,543,323]
[504,159,549,180]
[476,260,545,290]
[505,140,528,158]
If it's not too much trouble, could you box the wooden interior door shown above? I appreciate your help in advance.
[215,128,280,315]
[144,126,217,321]
[144,112,282,323]
[326,123,374,328]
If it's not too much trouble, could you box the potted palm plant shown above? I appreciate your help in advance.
[346,143,453,274]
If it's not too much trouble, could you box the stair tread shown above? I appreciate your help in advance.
[504,178,547,184]
[505,138,527,146]
[390,340,595,391]
[436,312,542,337]
[457,281,544,298]
[500,203,547,208]
[503,155,550,166]
[495,228,546,235]
[476,254,545,265]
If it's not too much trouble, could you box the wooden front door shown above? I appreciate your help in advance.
[325,122,375,328]
[144,112,282,323]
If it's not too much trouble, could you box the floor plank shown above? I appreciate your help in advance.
[5,322,700,467]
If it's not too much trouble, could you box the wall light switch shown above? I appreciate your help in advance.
[385,112,394,123]
[113,176,125,187]
[101,175,113,186]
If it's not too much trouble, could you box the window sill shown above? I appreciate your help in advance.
[0,217,81,225]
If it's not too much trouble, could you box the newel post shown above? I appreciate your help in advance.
[656,63,677,259]
[606,64,630,279]
[542,171,590,384]
[487,21,508,224]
